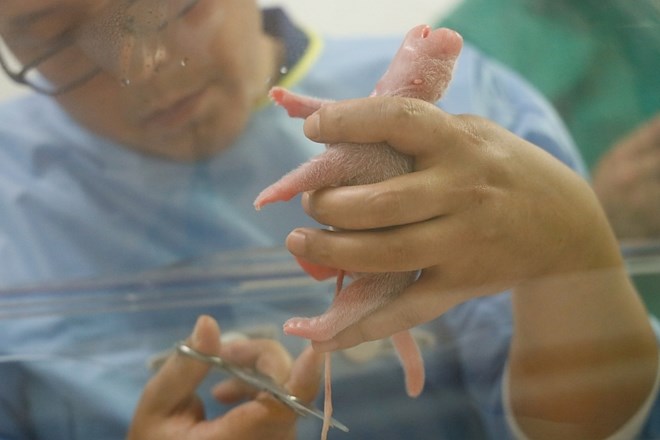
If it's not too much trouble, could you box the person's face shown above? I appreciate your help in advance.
[1,0,281,160]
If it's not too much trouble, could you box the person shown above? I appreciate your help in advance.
[0,1,658,439]
[435,0,660,242]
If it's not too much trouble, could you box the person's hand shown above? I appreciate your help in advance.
[592,114,660,241]
[127,315,323,440]
[283,96,623,351]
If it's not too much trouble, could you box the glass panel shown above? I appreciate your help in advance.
[0,1,658,439]
[0,247,465,438]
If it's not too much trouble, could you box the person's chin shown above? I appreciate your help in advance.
[140,86,212,133]
[138,126,235,161]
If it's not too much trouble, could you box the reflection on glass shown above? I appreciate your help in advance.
[0,0,201,94]
[436,0,660,335]
[0,1,659,439]
[437,0,660,240]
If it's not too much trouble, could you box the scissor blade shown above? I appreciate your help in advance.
[285,397,350,432]
[175,343,349,431]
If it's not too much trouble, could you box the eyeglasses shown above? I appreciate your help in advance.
[0,0,201,96]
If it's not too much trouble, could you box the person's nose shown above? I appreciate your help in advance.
[115,34,174,85]
[77,1,191,87]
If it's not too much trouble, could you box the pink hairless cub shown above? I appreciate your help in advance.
[255,25,463,208]
[255,25,463,399]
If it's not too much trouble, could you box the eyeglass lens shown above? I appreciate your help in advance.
[0,0,202,95]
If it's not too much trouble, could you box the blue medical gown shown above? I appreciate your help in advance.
[1,31,642,440]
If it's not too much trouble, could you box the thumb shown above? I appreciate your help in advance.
[142,315,221,415]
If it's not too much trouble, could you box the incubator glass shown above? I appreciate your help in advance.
[0,247,477,438]
[0,1,658,439]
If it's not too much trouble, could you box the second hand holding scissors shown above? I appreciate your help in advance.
[175,342,349,432]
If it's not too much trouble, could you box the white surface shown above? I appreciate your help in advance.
[0,0,461,100]
[258,0,462,35]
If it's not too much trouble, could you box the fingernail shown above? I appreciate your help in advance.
[301,192,311,214]
[304,112,320,140]
[286,229,306,255]
[192,315,206,347]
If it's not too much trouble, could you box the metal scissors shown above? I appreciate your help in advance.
[176,342,349,432]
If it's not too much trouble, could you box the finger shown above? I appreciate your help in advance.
[639,150,660,181]
[286,215,465,273]
[213,347,322,431]
[205,348,322,440]
[213,338,302,404]
[284,345,324,403]
[219,338,294,386]
[205,399,297,440]
[302,168,469,230]
[142,315,221,414]
[212,378,261,404]
[624,114,660,155]
[303,96,462,158]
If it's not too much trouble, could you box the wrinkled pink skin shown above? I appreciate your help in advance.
[255,26,463,397]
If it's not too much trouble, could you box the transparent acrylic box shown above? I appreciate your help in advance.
[0,246,485,439]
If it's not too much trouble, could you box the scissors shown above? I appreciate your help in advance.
[175,342,349,433]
